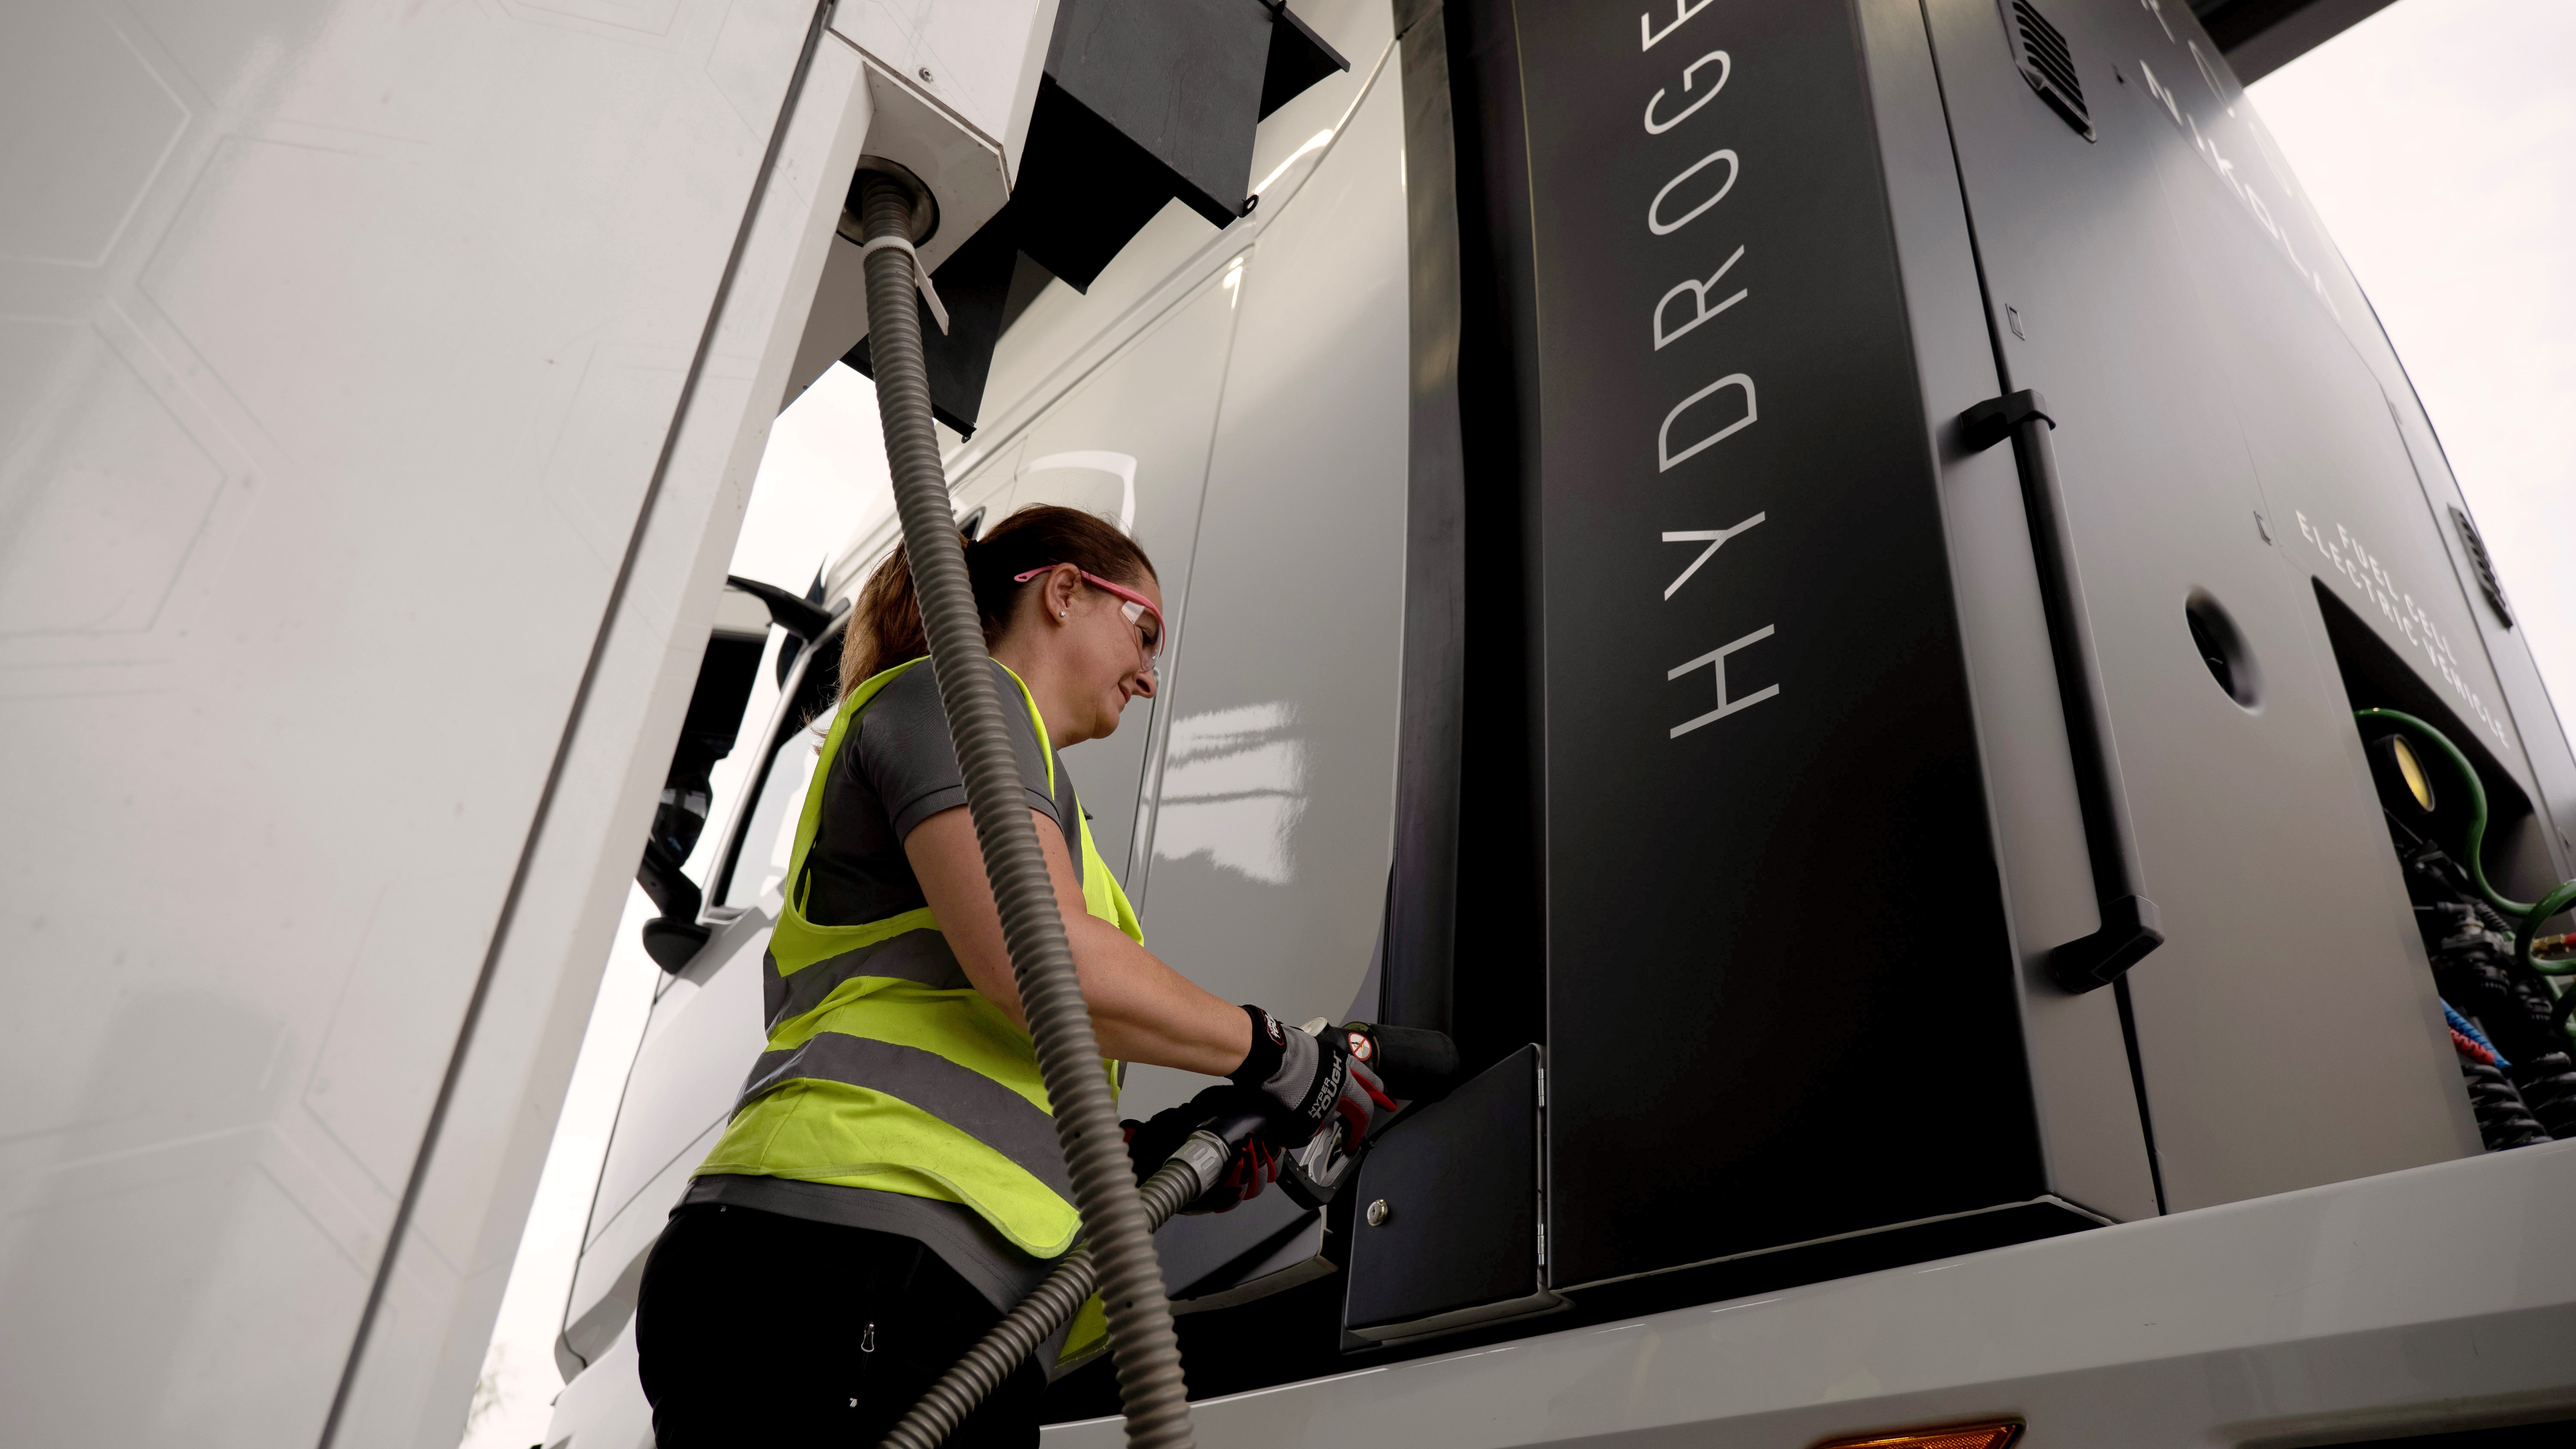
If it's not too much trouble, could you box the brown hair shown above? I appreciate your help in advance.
[839,503,1158,699]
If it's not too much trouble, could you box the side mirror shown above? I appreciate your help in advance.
[635,581,802,972]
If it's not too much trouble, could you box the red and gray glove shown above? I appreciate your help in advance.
[1121,1085,1283,1214]
[1229,1005,1397,1154]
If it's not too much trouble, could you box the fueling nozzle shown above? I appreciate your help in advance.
[1339,1021,1464,1099]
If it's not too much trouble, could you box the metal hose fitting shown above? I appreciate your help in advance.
[853,171,1196,1449]
[879,1132,1231,1449]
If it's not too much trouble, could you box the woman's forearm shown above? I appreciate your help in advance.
[1062,913,1253,1074]
[905,805,1255,1078]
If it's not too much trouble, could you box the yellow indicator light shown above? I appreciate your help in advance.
[1813,1420,2023,1449]
[2391,734,2436,812]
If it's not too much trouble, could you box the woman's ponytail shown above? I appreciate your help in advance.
[839,527,939,693]
[839,503,1155,702]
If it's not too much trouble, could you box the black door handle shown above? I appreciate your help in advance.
[1963,390,2163,993]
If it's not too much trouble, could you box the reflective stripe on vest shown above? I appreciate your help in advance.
[732,1033,1075,1200]
[696,656,1142,1264]
[760,910,963,1032]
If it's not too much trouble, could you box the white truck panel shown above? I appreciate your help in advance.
[312,27,883,1446]
[588,923,772,1242]
[1113,24,1409,1123]
[1005,272,1243,882]
[0,0,920,1442]
[547,1317,657,1449]
[562,1119,720,1381]
[556,917,767,1373]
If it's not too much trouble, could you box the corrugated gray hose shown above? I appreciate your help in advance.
[854,172,1196,1449]
[880,1130,1234,1449]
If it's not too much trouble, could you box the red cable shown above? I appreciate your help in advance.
[2452,1027,2500,1066]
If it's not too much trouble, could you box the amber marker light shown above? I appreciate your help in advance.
[1811,1419,2023,1449]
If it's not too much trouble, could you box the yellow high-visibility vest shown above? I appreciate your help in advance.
[696,656,1140,1361]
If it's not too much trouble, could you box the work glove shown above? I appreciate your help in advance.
[1121,1084,1283,1214]
[1228,1005,1398,1154]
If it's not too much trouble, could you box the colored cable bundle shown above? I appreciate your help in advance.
[2444,1000,2508,1066]
[2370,719,2576,1147]
[2409,864,2576,1143]
[2439,995,2550,1148]
[2408,866,2565,1066]
[2360,709,2576,1053]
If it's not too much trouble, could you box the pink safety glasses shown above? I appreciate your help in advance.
[1012,565,1165,663]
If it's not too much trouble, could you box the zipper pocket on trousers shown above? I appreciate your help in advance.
[848,1321,878,1410]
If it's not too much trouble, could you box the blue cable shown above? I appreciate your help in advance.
[2443,999,2511,1069]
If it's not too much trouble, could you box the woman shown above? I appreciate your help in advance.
[635,505,1390,1447]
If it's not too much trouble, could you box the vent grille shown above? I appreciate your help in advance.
[2451,504,2515,628]
[2007,0,2094,141]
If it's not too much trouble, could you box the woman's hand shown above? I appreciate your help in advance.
[1230,1005,1398,1150]
[904,805,1255,1075]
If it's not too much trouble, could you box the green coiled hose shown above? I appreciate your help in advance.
[2357,710,2576,1039]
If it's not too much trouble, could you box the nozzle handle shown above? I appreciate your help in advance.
[1347,1023,1461,1099]
[1206,1104,1269,1150]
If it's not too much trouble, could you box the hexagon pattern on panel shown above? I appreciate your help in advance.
[539,338,698,572]
[0,317,89,462]
[0,4,189,266]
[507,0,686,37]
[140,135,464,474]
[0,1156,361,1446]
[708,0,800,135]
[0,321,225,636]
[123,0,339,113]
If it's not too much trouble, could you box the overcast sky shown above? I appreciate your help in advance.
[2252,0,2576,723]
[459,5,2576,1444]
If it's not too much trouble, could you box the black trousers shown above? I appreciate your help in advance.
[636,1203,1046,1449]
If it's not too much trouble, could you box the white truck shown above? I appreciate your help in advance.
[2,0,2569,1446]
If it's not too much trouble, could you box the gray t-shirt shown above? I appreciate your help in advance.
[799,656,1082,925]
[696,658,1088,1316]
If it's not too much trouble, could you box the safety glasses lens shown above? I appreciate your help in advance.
[1118,599,1163,660]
